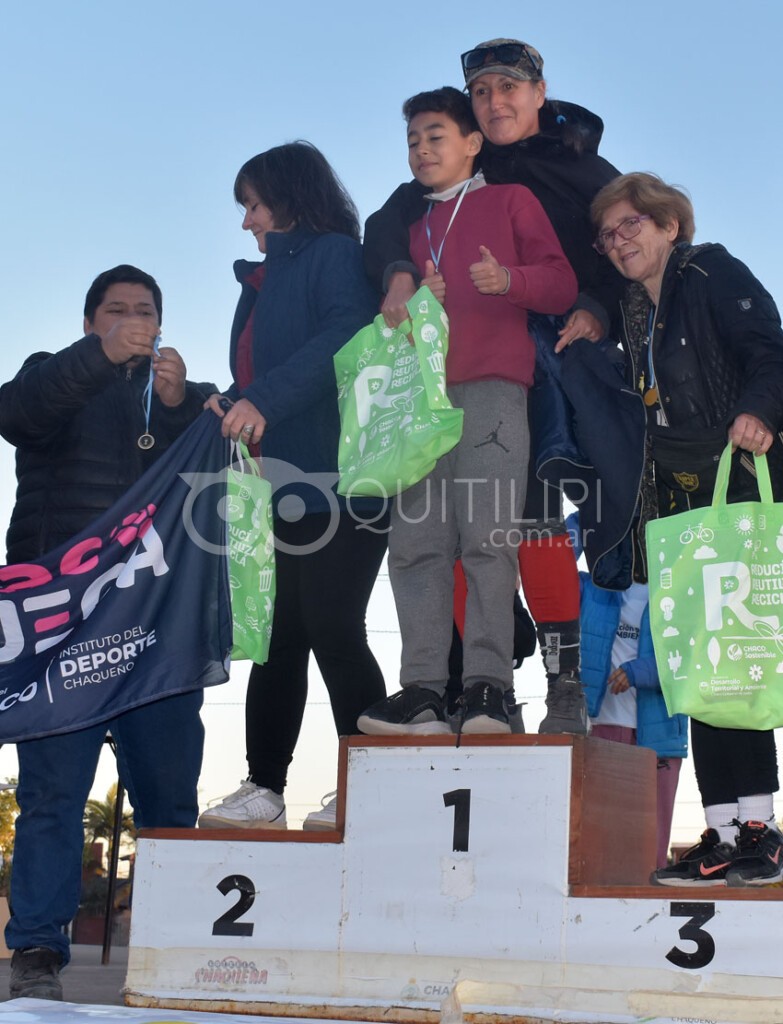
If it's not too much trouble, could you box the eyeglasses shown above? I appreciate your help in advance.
[593,215,652,255]
[461,43,543,80]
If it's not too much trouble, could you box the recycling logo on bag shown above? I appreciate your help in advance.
[334,288,463,497]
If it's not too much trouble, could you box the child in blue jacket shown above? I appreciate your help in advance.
[569,514,688,868]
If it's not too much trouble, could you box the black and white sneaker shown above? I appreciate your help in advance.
[651,828,734,887]
[726,820,783,887]
[447,687,524,734]
[504,689,526,734]
[456,682,512,735]
[357,686,450,735]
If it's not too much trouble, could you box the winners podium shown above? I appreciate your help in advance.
[125,736,783,1023]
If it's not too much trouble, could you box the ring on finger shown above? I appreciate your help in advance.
[242,424,253,434]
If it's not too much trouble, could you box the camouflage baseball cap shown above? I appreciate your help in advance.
[461,39,544,86]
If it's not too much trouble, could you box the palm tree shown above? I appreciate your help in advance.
[0,779,18,896]
[75,783,137,926]
[83,783,136,869]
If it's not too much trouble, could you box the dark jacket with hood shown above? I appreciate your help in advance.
[363,99,623,333]
[619,242,783,512]
[587,241,783,589]
[228,226,379,516]
[0,335,212,563]
[619,243,783,449]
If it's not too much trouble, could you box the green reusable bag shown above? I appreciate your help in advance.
[647,443,783,729]
[334,286,463,497]
[226,442,276,665]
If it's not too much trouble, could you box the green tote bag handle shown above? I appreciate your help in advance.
[712,443,773,508]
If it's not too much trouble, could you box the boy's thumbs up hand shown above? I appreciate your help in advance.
[421,258,446,303]
[469,245,510,294]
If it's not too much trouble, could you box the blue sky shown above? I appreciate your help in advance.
[0,0,782,833]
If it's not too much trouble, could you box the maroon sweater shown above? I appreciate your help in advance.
[409,182,577,387]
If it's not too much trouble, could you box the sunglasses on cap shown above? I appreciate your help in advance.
[460,43,543,79]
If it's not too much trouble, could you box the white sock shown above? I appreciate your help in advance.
[704,803,738,845]
[737,794,776,829]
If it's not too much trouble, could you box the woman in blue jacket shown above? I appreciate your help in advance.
[201,142,387,831]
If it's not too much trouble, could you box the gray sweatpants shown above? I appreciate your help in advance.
[388,380,529,693]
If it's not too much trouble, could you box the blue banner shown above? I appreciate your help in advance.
[0,413,232,742]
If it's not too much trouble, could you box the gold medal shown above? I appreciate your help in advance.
[643,387,659,407]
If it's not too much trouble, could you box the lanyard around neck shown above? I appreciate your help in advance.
[425,176,474,272]
[646,307,655,388]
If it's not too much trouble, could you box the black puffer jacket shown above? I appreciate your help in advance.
[617,242,783,517]
[0,334,213,563]
[620,243,783,442]
[363,98,623,331]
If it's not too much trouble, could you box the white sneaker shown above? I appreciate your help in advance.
[198,781,287,829]
[302,791,338,831]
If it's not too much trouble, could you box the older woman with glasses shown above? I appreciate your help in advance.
[363,38,625,736]
[591,171,783,887]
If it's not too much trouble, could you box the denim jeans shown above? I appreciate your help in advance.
[6,688,204,964]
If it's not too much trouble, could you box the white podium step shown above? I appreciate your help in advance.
[125,736,783,1023]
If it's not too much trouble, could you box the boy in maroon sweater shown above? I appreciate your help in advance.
[358,88,576,735]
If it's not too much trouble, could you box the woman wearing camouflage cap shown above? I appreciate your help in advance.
[363,39,623,734]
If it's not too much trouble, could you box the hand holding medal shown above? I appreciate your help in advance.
[138,341,189,448]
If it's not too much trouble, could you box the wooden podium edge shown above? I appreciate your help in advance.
[572,881,783,900]
[142,736,661,892]
[141,735,579,842]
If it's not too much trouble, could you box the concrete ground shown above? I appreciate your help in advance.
[0,944,128,1006]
